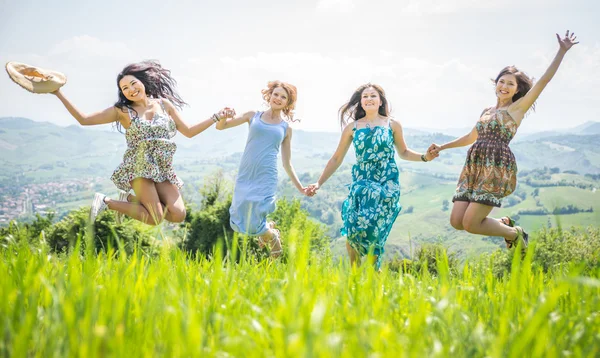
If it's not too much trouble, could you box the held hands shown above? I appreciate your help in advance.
[305,183,320,197]
[215,107,236,121]
[425,143,441,161]
[557,30,579,53]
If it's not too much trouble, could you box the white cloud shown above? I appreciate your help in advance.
[316,0,355,12]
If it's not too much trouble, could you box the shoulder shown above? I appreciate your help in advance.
[480,106,493,117]
[244,111,257,120]
[113,105,129,120]
[160,98,176,112]
[340,122,355,138]
[389,117,403,130]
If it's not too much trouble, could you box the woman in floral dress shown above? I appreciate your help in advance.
[50,60,232,225]
[431,31,579,249]
[308,84,438,269]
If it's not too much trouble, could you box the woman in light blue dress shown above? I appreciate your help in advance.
[215,81,308,257]
[308,84,438,269]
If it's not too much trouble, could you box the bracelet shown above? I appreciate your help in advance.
[212,113,220,123]
[421,154,428,162]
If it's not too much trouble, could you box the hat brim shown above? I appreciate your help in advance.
[5,61,67,94]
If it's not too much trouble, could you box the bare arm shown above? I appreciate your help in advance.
[437,126,478,152]
[391,119,437,162]
[215,111,254,130]
[510,31,579,120]
[164,100,227,138]
[280,127,305,194]
[311,124,354,191]
[53,89,120,126]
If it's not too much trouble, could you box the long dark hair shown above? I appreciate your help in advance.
[494,66,535,111]
[114,60,187,131]
[339,83,391,129]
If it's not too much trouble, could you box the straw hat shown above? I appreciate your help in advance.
[5,61,67,94]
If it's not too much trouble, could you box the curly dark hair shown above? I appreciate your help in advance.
[114,60,187,131]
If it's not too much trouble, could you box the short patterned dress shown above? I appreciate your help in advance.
[341,119,402,269]
[230,111,288,236]
[453,108,518,207]
[110,99,183,192]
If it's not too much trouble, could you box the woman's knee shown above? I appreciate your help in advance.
[142,201,165,225]
[450,216,464,230]
[462,217,477,233]
[167,205,186,223]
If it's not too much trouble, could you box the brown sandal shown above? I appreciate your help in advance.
[500,216,516,248]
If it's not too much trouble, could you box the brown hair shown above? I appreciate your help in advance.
[339,83,391,129]
[261,80,298,121]
[494,66,535,110]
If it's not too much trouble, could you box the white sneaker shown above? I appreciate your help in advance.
[89,193,108,222]
[115,190,129,224]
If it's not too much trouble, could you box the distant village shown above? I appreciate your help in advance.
[0,178,105,225]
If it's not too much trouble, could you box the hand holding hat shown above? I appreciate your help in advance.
[5,61,67,94]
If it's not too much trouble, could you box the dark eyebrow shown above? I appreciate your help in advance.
[130,80,135,84]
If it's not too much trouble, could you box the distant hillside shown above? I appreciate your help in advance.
[1,117,599,186]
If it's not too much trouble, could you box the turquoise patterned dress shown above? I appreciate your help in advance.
[341,119,402,269]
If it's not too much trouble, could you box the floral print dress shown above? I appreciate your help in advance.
[110,99,183,192]
[341,119,402,269]
[453,108,518,207]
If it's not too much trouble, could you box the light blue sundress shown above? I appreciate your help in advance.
[230,111,288,236]
[341,119,402,269]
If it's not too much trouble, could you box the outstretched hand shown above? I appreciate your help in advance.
[556,30,579,53]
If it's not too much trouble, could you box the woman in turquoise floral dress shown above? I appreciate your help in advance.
[307,84,438,269]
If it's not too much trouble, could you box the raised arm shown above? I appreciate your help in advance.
[308,124,354,194]
[164,100,231,138]
[53,89,120,126]
[215,110,254,130]
[391,119,437,162]
[280,127,306,194]
[511,30,578,118]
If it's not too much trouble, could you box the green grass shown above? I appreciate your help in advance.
[2,234,599,357]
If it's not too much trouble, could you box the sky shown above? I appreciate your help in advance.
[0,0,598,133]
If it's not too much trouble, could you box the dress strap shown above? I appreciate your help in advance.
[159,99,168,115]
[127,107,135,120]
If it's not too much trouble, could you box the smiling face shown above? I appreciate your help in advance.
[360,87,381,112]
[118,75,147,102]
[495,74,519,101]
[268,86,289,110]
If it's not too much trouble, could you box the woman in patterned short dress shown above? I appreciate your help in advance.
[431,31,578,249]
[51,60,232,225]
[308,84,438,269]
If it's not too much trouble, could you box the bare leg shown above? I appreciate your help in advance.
[105,178,164,225]
[462,203,518,241]
[346,241,360,267]
[258,222,282,258]
[449,201,469,230]
[155,181,186,223]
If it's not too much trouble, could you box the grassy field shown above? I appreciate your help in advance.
[2,232,599,357]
